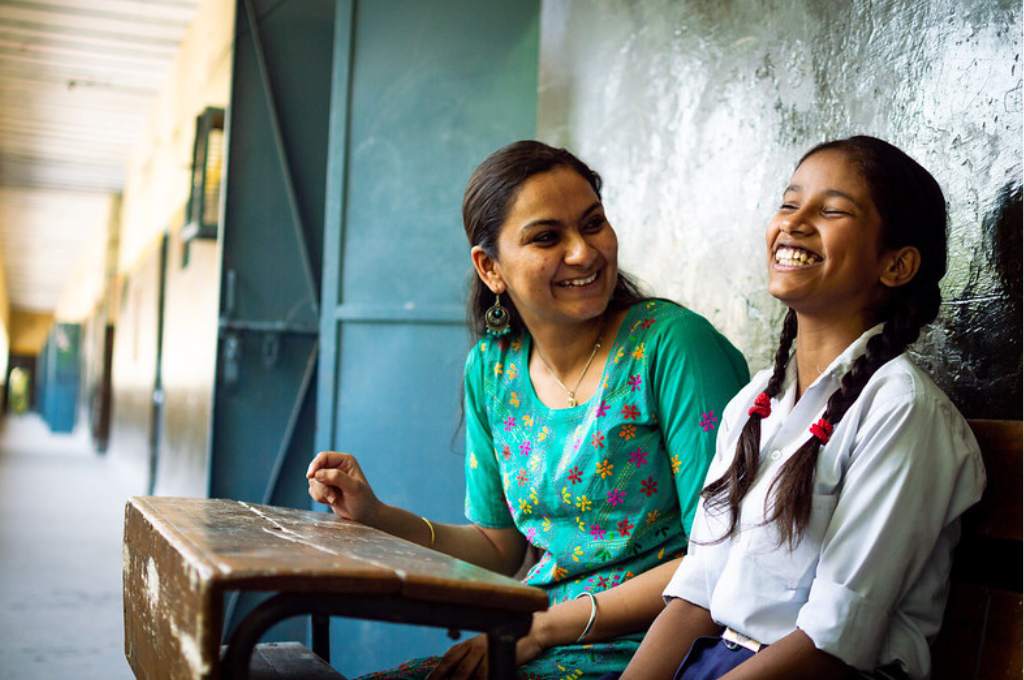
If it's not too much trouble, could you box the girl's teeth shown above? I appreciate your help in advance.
[775,247,820,266]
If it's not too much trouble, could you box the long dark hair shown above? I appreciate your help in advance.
[702,135,948,547]
[462,140,645,338]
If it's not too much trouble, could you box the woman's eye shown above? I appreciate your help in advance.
[779,202,797,211]
[583,217,605,232]
[532,231,557,245]
[822,209,849,217]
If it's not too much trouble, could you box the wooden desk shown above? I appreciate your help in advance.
[123,497,548,680]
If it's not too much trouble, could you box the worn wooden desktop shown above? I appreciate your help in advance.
[123,496,548,680]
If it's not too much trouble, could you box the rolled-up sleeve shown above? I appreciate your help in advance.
[663,497,714,607]
[796,393,985,668]
[662,386,749,608]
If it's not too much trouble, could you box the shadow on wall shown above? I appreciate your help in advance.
[924,183,1022,420]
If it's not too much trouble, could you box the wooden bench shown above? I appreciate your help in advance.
[932,419,1022,679]
[122,496,548,679]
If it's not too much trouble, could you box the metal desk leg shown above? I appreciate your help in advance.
[312,613,331,663]
[486,625,521,680]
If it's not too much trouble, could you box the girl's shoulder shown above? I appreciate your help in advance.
[862,353,962,416]
[854,353,983,464]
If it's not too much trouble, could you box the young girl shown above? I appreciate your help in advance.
[616,136,986,680]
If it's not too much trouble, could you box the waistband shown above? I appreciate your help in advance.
[721,627,763,653]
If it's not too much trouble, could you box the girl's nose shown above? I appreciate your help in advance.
[779,211,812,234]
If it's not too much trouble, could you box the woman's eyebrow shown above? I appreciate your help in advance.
[579,201,602,220]
[520,217,562,233]
[520,202,602,233]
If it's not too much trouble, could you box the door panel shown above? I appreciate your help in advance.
[209,0,336,642]
[318,1,539,674]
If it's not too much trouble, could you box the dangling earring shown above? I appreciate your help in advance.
[484,293,511,336]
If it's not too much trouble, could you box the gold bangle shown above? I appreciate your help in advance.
[420,516,436,547]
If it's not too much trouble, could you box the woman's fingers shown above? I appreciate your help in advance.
[307,479,337,505]
[307,451,370,485]
[427,638,475,680]
[428,636,487,680]
[313,467,362,494]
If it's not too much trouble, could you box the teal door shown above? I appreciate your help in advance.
[209,0,336,640]
[317,1,539,674]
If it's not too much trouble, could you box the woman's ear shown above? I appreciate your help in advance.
[470,245,505,294]
[880,246,921,288]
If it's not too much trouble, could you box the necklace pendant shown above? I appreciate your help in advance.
[567,394,577,408]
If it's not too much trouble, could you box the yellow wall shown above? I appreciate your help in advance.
[54,193,120,323]
[118,0,234,276]
[10,308,53,356]
[0,254,10,379]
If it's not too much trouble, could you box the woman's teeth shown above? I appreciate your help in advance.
[558,271,599,287]
[775,247,822,267]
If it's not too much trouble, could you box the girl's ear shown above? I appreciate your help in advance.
[470,245,505,294]
[880,246,922,288]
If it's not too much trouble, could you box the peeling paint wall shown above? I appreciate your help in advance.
[539,0,1022,418]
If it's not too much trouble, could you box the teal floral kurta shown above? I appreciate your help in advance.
[364,300,747,680]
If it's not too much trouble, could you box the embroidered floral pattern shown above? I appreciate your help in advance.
[627,447,647,466]
[457,299,746,680]
[640,476,658,497]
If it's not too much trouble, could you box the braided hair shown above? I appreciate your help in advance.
[702,136,948,547]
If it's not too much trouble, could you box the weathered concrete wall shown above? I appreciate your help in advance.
[538,0,1022,418]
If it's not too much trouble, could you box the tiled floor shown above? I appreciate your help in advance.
[0,414,139,679]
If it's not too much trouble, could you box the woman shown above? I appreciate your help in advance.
[307,141,749,679]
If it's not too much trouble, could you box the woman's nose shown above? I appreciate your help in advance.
[564,232,597,265]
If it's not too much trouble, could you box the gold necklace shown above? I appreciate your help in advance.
[536,330,603,407]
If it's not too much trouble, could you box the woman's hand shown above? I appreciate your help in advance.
[306,451,381,524]
[426,630,545,680]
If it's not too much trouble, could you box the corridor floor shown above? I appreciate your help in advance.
[0,414,137,679]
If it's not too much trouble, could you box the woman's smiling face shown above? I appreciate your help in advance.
[482,165,619,330]
[766,148,891,320]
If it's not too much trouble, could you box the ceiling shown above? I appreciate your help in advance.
[0,0,199,312]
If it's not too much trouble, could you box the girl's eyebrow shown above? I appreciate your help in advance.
[784,185,863,209]
[520,201,602,233]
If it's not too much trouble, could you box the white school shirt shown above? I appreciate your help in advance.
[664,324,985,679]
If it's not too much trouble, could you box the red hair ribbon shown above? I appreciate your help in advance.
[747,392,772,418]
[809,418,834,444]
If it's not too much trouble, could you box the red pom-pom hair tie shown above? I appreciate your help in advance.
[809,418,834,444]
[747,392,772,418]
